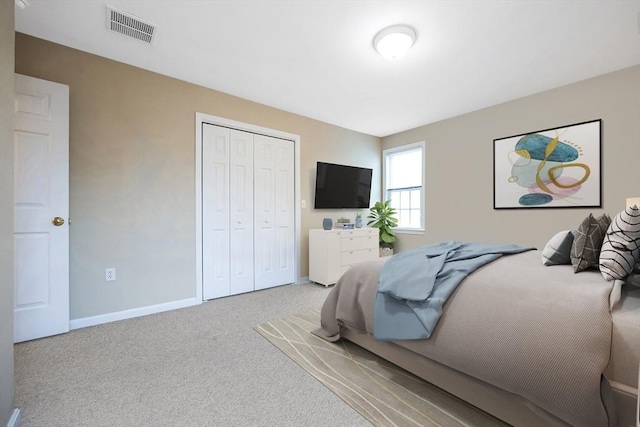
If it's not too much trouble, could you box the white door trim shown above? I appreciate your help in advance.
[195,113,302,302]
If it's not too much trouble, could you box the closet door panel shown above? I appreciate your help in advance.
[274,140,295,285]
[202,124,230,299]
[254,135,294,290]
[229,130,254,295]
[254,137,276,290]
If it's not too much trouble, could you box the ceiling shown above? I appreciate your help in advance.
[14,0,640,137]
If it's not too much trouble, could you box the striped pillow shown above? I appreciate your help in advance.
[599,205,640,281]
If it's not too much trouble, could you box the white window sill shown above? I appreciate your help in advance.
[394,228,425,235]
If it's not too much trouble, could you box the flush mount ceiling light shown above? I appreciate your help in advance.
[15,0,29,9]
[373,25,417,60]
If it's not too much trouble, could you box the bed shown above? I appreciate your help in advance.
[314,250,640,427]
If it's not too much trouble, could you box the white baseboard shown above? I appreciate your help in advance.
[69,298,201,330]
[6,408,20,427]
[296,276,310,284]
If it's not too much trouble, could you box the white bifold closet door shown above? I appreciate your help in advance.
[254,134,295,290]
[202,124,294,300]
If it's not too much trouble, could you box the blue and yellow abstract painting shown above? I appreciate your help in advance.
[494,120,601,209]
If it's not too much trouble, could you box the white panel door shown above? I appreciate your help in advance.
[229,130,254,295]
[254,135,294,290]
[273,138,295,285]
[14,74,69,343]
[202,124,231,299]
[253,136,275,289]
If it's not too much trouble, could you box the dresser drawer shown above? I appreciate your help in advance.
[341,235,376,252]
[340,248,377,266]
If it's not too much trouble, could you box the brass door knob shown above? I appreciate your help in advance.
[52,217,65,226]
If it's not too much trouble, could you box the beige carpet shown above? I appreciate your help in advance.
[15,284,371,427]
[255,309,509,427]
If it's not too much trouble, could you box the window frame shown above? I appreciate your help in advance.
[382,141,425,233]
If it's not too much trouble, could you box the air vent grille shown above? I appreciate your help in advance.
[106,5,156,44]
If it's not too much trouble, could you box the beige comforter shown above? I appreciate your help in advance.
[316,250,616,427]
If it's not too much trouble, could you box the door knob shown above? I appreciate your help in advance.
[52,217,65,226]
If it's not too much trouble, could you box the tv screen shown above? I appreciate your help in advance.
[314,162,372,209]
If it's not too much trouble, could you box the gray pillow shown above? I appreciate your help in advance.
[625,273,640,288]
[541,230,574,266]
[599,205,640,281]
[570,213,611,273]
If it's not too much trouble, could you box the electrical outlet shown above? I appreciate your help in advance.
[105,268,116,282]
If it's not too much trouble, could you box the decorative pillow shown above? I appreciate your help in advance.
[609,280,623,310]
[541,230,574,266]
[570,213,611,273]
[625,273,640,289]
[599,205,640,281]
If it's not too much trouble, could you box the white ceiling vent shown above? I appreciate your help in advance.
[106,5,156,44]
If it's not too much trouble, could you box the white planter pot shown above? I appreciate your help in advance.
[379,247,394,257]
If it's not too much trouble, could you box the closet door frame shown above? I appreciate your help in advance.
[195,113,301,302]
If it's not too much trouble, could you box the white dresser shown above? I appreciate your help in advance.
[309,228,378,286]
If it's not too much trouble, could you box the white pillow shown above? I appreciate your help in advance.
[541,230,574,266]
[609,280,623,310]
[599,205,640,281]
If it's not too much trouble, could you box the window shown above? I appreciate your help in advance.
[383,141,424,231]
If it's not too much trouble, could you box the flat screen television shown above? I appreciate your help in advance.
[314,162,372,209]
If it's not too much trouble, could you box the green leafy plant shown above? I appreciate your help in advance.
[367,200,398,248]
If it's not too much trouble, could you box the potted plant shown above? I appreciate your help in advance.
[367,200,398,257]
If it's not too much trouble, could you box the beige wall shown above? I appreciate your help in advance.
[15,33,381,320]
[0,1,15,426]
[383,66,640,252]
[14,33,638,324]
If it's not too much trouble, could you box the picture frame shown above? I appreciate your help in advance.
[493,119,602,209]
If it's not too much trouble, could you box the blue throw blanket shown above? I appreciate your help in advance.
[374,241,535,340]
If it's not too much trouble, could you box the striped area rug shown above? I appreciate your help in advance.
[254,309,508,427]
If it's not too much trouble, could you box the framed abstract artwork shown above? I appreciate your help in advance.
[493,119,601,209]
